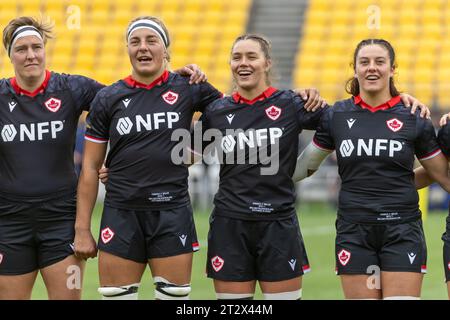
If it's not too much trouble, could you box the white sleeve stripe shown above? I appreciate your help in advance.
[84,136,108,143]
[418,149,441,161]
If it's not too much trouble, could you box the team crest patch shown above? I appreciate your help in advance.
[162,91,179,105]
[265,105,281,120]
[338,249,351,266]
[211,255,224,272]
[44,97,62,112]
[101,227,115,244]
[0,253,3,265]
[386,118,403,132]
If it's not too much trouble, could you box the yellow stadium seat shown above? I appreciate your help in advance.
[45,9,65,26]
[113,9,133,24]
[412,68,433,84]
[44,1,62,11]
[49,54,73,70]
[101,38,121,54]
[89,10,109,26]
[206,0,226,12]
[159,12,179,27]
[0,10,19,26]
[295,0,450,106]
[0,2,18,11]
[159,0,180,13]
[310,0,333,11]
[20,1,41,15]
[90,0,109,12]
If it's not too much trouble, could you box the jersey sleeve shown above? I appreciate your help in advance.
[191,81,223,112]
[84,90,110,143]
[438,122,450,157]
[293,93,328,130]
[312,107,335,151]
[67,75,105,112]
[415,116,441,160]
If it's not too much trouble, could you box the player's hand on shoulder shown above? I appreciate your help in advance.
[400,93,430,119]
[74,228,98,260]
[440,112,450,126]
[173,64,207,85]
[294,87,327,112]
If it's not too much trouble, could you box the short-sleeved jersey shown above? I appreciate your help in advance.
[199,87,326,220]
[438,122,450,157]
[437,123,450,217]
[313,96,441,224]
[0,71,103,202]
[85,71,222,210]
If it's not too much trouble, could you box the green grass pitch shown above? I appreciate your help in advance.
[30,203,449,300]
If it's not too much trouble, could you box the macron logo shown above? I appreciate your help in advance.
[408,252,417,264]
[122,98,131,108]
[347,118,356,129]
[8,101,17,112]
[226,114,235,125]
[179,234,187,247]
[288,259,297,271]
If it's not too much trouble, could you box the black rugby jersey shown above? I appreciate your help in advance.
[0,70,103,201]
[85,71,222,210]
[437,123,450,234]
[199,87,326,220]
[438,122,450,157]
[314,96,441,224]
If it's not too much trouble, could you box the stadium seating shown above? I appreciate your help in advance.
[294,0,450,109]
[0,0,251,92]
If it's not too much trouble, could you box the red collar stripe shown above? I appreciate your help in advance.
[123,70,169,89]
[354,95,401,112]
[232,87,278,105]
[10,70,51,97]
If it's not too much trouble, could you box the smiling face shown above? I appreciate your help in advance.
[230,39,272,95]
[355,44,394,96]
[127,27,166,80]
[10,35,45,81]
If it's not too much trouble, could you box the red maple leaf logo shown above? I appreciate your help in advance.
[101,227,115,244]
[265,105,281,120]
[162,91,179,105]
[386,118,403,132]
[391,120,400,128]
[44,97,61,112]
[211,255,224,272]
[338,249,351,266]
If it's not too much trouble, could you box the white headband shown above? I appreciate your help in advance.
[126,19,169,47]
[8,25,43,56]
